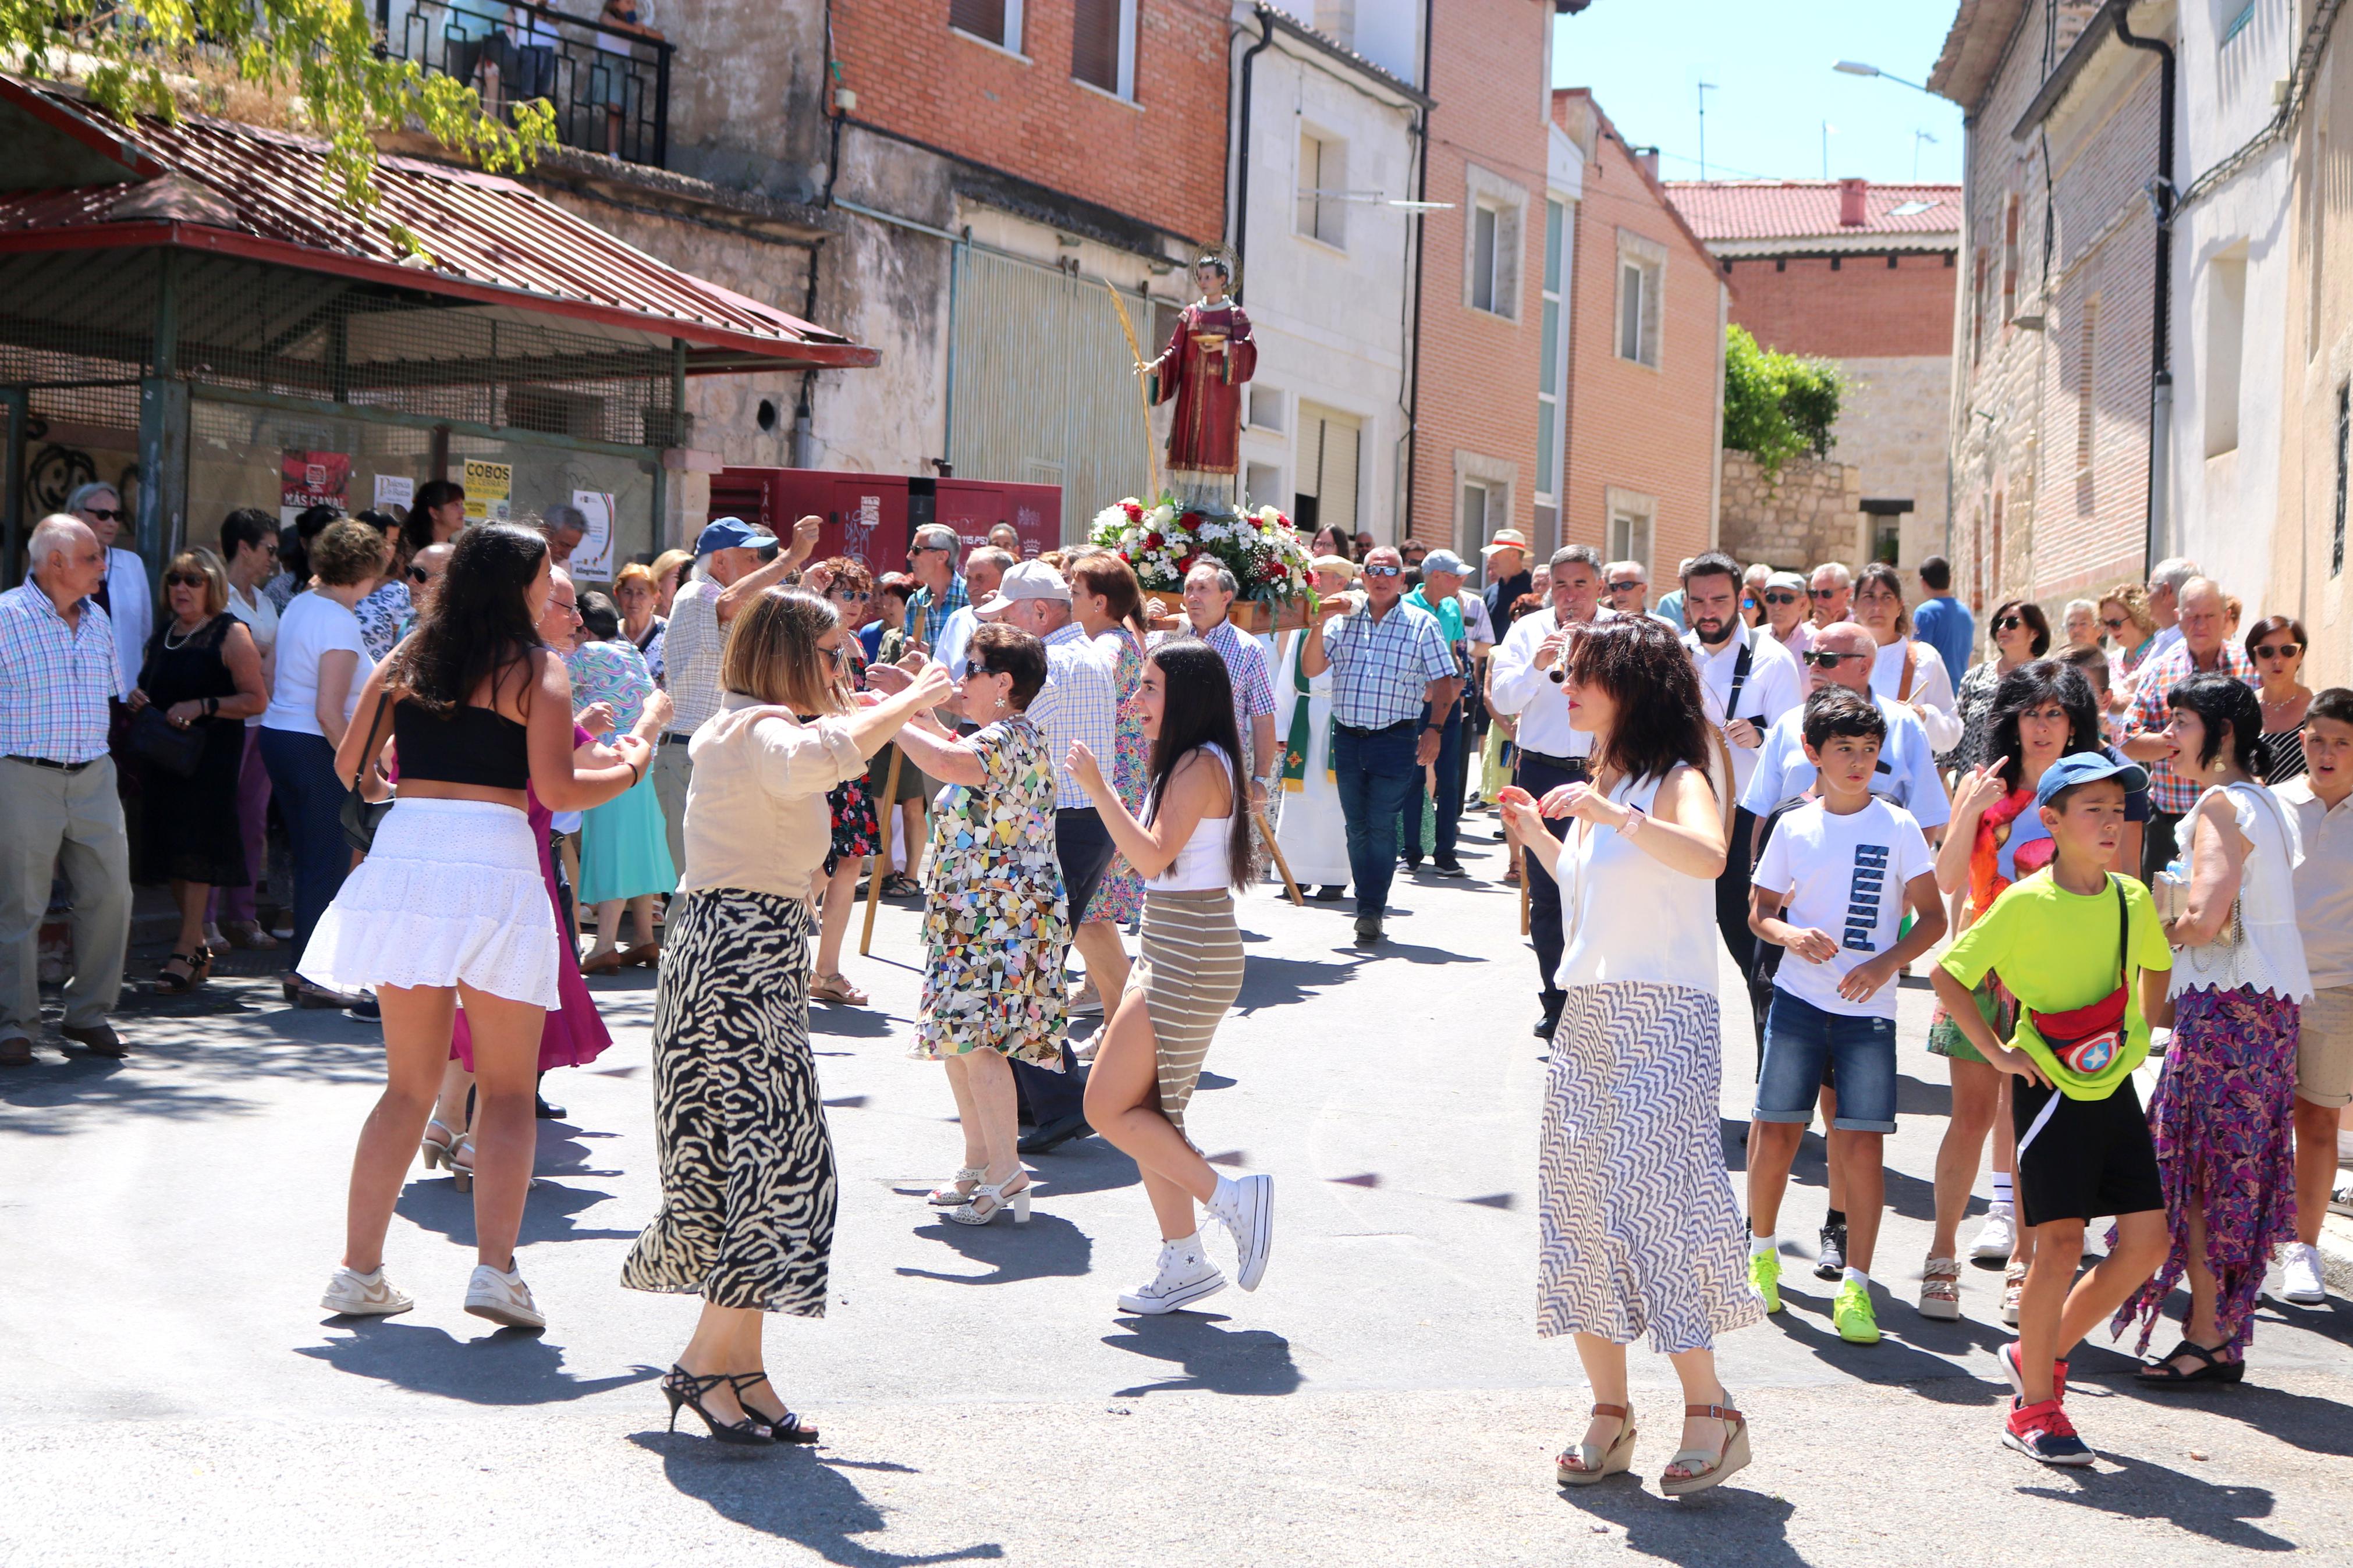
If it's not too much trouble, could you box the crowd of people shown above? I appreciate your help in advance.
[2,493,2347,1482]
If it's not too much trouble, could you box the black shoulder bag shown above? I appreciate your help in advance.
[339,692,396,854]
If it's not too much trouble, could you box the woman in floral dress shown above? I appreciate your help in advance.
[1070,554,1152,1016]
[890,623,1069,1227]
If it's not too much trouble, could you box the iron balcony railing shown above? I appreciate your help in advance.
[377,0,672,168]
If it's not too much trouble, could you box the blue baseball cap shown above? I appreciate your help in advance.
[693,516,774,556]
[2033,751,2149,808]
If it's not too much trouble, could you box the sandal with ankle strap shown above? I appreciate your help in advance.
[661,1365,772,1446]
[927,1166,985,1207]
[156,948,205,994]
[729,1371,820,1443]
[419,1117,463,1171]
[2137,1338,2245,1387]
[811,972,870,1007]
[1918,1255,1962,1321]
[1556,1402,1637,1487]
[1660,1395,1749,1498]
[946,1174,1032,1226]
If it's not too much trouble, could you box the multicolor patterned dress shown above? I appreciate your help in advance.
[913,714,1070,1066]
[1082,628,1148,925]
[822,648,881,873]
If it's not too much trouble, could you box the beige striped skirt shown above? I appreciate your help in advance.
[1131,887,1245,1139]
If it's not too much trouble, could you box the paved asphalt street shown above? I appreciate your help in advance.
[3,805,2350,1566]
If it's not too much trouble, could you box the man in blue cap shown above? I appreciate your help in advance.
[652,513,819,872]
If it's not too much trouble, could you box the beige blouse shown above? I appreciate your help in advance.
[676,692,867,903]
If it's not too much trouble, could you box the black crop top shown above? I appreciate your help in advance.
[393,699,531,790]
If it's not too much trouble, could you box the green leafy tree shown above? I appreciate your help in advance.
[1721,325,1843,479]
[8,0,553,242]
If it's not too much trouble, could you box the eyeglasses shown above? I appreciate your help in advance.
[163,571,206,588]
[1362,564,1401,578]
[80,507,123,522]
[1801,650,1861,668]
[1808,587,1841,599]
[1763,591,1800,606]
[833,589,871,603]
[2253,642,2302,660]
[1994,614,2026,631]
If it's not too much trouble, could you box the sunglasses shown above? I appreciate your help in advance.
[833,588,871,602]
[1808,586,1841,599]
[2100,616,2130,631]
[1994,614,2026,631]
[2253,642,2302,659]
[81,506,123,522]
[1801,650,1861,667]
[1763,591,1800,606]
[408,565,434,584]
[163,571,207,589]
[1607,581,1642,593]
[1362,564,1401,578]
[963,658,998,678]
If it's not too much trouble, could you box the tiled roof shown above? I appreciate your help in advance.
[1663,180,1962,255]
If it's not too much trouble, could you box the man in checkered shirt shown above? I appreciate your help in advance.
[988,560,1121,1154]
[2121,575,2255,881]
[0,516,134,1065]
[1301,545,1461,945]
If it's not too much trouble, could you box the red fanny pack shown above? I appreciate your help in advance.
[2027,879,2130,1076]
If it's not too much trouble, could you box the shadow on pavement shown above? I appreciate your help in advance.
[1233,954,1357,1014]
[1101,1312,1302,1397]
[1557,1482,1804,1565]
[627,1435,1002,1566]
[809,1007,900,1040]
[298,1321,659,1404]
[2022,1451,2292,1551]
[2099,1374,2353,1459]
[1764,1290,2002,1400]
[898,1211,1092,1286]
[395,1175,640,1249]
[1019,1137,1141,1199]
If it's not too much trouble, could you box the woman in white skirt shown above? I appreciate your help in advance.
[1501,614,1761,1496]
[312,522,649,1329]
[1068,639,1269,1315]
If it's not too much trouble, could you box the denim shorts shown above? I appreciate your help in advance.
[1755,990,1898,1132]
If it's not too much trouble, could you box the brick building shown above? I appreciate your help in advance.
[1932,0,2162,616]
[1669,177,1960,581]
[1550,89,1726,582]
[1409,0,1579,559]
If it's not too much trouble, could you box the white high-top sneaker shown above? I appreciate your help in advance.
[1209,1173,1274,1291]
[1971,1201,2017,1263]
[1116,1236,1226,1315]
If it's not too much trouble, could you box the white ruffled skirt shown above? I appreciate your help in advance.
[300,798,562,1009]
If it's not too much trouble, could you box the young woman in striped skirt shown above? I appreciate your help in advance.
[1066,639,1269,1315]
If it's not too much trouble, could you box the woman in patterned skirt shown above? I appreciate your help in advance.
[620,588,952,1443]
[1068,553,1152,1016]
[890,623,1070,1227]
[1500,615,1760,1497]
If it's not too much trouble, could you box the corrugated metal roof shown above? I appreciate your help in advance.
[1664,180,1962,253]
[0,77,876,371]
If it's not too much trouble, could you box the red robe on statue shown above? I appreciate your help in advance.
[1148,298,1256,477]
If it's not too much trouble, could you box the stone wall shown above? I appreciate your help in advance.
[1717,451,1862,575]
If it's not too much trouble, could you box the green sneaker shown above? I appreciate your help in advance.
[1748,1249,1782,1314]
[1833,1278,1880,1343]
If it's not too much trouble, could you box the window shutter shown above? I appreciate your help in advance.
[1073,0,1119,91]
[951,0,1006,44]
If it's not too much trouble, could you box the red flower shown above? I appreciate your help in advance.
[1122,500,1144,522]
[1178,551,1204,577]
[1142,532,1164,551]
[1178,511,1202,532]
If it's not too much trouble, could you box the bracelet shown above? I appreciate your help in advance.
[626,760,644,786]
[1618,805,1647,838]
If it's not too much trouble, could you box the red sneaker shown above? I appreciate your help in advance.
[1999,1341,2070,1402]
[2003,1396,2095,1467]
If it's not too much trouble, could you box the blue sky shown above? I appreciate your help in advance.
[1551,1,1968,186]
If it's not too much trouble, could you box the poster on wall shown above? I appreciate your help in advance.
[463,459,512,524]
[279,450,351,527]
[372,474,414,514]
[568,489,616,580]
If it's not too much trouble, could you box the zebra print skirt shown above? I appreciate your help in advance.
[1134,887,1246,1140]
[1537,981,1761,1353]
[620,888,836,1316]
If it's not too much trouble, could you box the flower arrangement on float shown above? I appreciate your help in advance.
[1087,495,1316,632]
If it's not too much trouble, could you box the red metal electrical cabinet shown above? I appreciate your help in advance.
[707,469,1062,577]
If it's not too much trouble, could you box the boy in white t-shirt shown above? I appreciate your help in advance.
[1745,688,1946,1345]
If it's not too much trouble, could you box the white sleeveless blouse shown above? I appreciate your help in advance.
[1554,767,1720,994]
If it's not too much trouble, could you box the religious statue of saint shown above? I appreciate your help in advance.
[1138,247,1255,509]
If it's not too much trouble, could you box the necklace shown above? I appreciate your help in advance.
[162,618,203,651]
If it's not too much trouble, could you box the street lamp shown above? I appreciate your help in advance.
[1833,59,1935,95]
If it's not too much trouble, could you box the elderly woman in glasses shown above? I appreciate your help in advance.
[129,550,269,991]
[1948,598,2050,774]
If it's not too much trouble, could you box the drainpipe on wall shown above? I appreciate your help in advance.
[1400,0,1435,546]
[2115,8,2175,574]
[1230,10,1277,302]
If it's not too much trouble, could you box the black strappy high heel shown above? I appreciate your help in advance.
[661,1364,773,1445]
[729,1370,821,1444]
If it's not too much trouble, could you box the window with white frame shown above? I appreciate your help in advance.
[1071,0,1135,99]
[1462,479,1495,552]
[1297,130,1347,250]
[1454,451,1518,559]
[1461,165,1526,319]
[1604,486,1656,574]
[1615,230,1665,368]
[950,0,1023,53]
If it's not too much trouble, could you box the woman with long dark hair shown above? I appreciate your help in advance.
[1065,638,1265,1313]
[1949,598,2052,772]
[310,522,648,1329]
[2244,615,2312,783]
[1500,615,1756,1496]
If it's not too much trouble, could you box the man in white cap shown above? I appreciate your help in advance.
[1758,568,1815,663]
[1403,548,1483,877]
[1479,528,1532,628]
[983,559,1122,1154]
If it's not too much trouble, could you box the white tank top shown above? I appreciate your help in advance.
[1553,767,1721,993]
[2170,781,2312,1002]
[1146,743,1236,893]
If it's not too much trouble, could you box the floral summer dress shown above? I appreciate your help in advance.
[1083,629,1148,925]
[913,714,1070,1065]
[819,646,881,873]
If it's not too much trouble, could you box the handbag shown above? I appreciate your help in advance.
[126,702,207,778]
[2029,877,2130,1078]
[339,692,396,854]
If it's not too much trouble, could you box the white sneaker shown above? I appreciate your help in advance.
[1209,1173,1273,1292]
[1115,1237,1226,1315]
[464,1263,546,1329]
[321,1265,413,1318]
[1971,1202,2017,1263]
[2278,1242,2328,1306]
